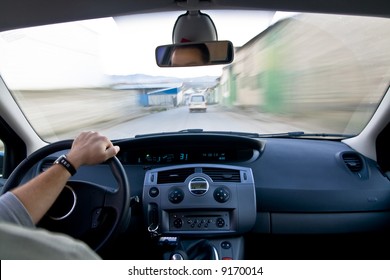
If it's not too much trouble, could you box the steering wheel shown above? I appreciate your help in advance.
[2,140,131,253]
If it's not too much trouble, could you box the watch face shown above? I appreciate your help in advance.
[54,156,63,164]
[54,155,76,175]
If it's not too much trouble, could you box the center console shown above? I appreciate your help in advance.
[142,163,256,259]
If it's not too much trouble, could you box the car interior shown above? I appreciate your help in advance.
[1,0,390,261]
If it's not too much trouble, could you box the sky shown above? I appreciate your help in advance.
[0,11,297,89]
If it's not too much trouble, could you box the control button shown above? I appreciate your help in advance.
[216,217,225,228]
[221,241,231,249]
[91,208,103,228]
[214,187,230,203]
[168,188,184,204]
[149,187,159,198]
[173,218,183,228]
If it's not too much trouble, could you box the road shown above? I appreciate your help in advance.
[15,89,353,143]
[98,104,313,139]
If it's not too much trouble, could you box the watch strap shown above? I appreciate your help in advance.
[54,155,77,176]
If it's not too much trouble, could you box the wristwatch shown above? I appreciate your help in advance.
[53,155,77,176]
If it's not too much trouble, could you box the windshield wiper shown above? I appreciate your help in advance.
[257,131,356,139]
[135,129,261,138]
[179,129,262,137]
[135,130,354,139]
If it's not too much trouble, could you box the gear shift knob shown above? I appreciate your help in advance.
[171,252,184,260]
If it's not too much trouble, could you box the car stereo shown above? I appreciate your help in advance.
[142,163,257,236]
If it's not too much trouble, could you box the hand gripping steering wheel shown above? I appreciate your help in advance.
[2,139,131,253]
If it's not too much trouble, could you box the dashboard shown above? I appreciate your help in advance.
[35,133,390,234]
[26,133,390,259]
[120,134,390,234]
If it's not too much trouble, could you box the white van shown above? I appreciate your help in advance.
[188,94,207,112]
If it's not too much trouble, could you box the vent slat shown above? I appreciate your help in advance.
[157,168,194,184]
[202,167,241,182]
[342,153,363,172]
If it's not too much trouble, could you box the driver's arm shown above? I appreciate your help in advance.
[8,131,120,224]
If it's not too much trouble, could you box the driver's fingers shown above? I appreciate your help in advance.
[105,145,120,159]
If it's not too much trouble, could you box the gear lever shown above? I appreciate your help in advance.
[170,239,219,260]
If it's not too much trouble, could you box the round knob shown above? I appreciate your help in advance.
[168,188,184,204]
[173,218,183,228]
[149,187,159,198]
[214,187,230,203]
[216,217,225,228]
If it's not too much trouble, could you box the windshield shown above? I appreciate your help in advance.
[0,11,389,141]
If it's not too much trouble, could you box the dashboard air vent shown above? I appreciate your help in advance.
[342,153,363,173]
[157,168,194,184]
[202,167,241,182]
[39,159,55,173]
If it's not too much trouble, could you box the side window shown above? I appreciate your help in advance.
[0,140,4,191]
[0,140,3,178]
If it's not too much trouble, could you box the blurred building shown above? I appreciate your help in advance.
[217,14,390,132]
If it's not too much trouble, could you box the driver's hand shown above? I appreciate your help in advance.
[66,131,120,169]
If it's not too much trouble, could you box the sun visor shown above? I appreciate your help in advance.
[172,11,217,43]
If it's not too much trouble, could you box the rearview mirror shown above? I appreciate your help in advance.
[155,41,234,67]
